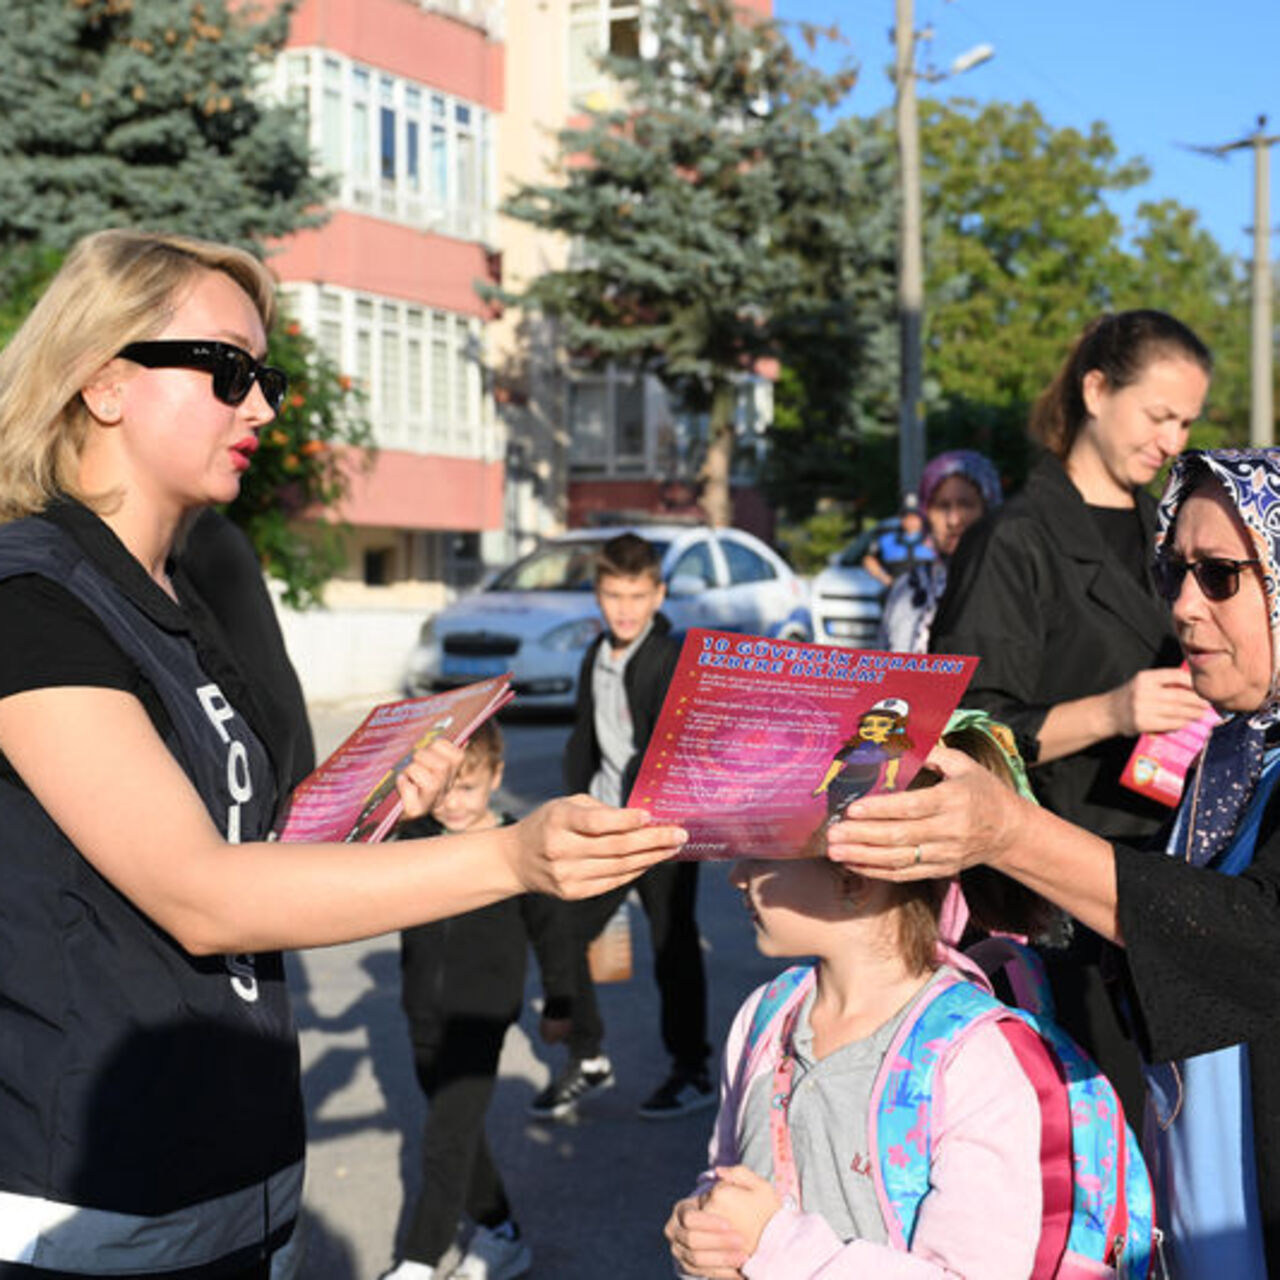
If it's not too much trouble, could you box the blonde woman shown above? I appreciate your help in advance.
[0,229,685,1280]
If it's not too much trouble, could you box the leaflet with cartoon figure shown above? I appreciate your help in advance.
[275,675,514,844]
[628,629,978,860]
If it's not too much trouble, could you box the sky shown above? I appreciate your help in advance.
[771,0,1279,262]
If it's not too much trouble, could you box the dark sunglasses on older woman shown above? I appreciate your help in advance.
[117,340,288,414]
[1152,554,1264,603]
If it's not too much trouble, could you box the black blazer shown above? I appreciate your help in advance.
[931,452,1184,841]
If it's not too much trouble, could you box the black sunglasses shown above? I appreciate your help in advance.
[1152,554,1263,603]
[117,340,288,413]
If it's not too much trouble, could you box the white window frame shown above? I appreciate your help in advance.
[279,284,497,463]
[274,49,496,243]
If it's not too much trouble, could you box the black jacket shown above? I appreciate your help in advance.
[397,814,575,1022]
[179,508,315,794]
[931,452,1183,842]
[1117,777,1280,1273]
[563,613,681,804]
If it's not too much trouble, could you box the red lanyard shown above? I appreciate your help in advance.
[769,999,805,1209]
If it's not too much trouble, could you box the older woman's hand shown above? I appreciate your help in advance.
[827,744,1032,880]
[512,795,687,898]
[1108,666,1210,738]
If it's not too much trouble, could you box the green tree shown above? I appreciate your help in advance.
[233,315,373,610]
[0,0,329,252]
[0,0,373,605]
[493,0,890,526]
[913,98,1250,490]
[762,114,900,522]
[1113,198,1251,450]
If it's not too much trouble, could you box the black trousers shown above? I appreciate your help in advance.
[402,1010,516,1265]
[566,859,709,1072]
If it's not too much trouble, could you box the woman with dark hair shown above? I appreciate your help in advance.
[877,449,1002,653]
[928,310,1213,1114]
[832,449,1280,1277]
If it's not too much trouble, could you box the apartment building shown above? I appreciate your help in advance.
[268,0,775,620]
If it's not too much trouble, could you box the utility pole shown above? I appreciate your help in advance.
[894,0,924,499]
[893,3,992,497]
[1187,116,1279,448]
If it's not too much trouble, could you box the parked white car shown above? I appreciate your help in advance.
[404,523,813,709]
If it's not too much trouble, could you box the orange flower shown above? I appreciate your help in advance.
[288,392,305,409]
[337,374,353,391]
[269,429,289,447]
[300,440,327,457]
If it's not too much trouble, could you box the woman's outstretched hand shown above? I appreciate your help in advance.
[826,745,1030,880]
[512,795,688,899]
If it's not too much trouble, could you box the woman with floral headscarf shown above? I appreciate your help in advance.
[830,448,1280,1278]
[877,449,1002,653]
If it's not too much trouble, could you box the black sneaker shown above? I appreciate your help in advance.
[527,1055,615,1120]
[637,1070,716,1120]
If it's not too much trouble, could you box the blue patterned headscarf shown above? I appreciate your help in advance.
[1155,448,1280,866]
[918,450,1003,513]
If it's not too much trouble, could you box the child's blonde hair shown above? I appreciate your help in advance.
[834,716,1059,974]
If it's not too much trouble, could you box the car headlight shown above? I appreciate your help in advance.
[541,617,603,651]
[418,617,437,645]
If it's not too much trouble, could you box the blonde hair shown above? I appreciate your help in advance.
[0,229,277,522]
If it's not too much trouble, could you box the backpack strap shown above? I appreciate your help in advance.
[870,976,1003,1248]
[991,1017,1075,1278]
[966,934,1056,1017]
[968,936,1156,1278]
[743,964,814,1078]
[871,976,1084,1278]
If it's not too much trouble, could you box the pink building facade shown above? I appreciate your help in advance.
[268,0,776,600]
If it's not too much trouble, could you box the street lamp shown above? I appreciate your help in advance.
[894,0,993,496]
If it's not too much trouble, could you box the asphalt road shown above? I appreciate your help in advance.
[288,702,778,1279]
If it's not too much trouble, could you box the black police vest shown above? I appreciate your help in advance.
[0,518,303,1226]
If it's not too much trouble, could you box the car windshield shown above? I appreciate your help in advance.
[488,538,671,591]
[837,522,898,568]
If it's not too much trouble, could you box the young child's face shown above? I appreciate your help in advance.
[730,858,849,957]
[595,570,666,646]
[430,755,503,833]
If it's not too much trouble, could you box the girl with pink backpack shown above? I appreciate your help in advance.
[666,713,1158,1279]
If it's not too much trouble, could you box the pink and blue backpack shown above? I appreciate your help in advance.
[743,938,1161,1279]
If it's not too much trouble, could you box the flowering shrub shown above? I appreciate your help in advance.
[227,313,373,609]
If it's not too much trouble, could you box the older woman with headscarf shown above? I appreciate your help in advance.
[829,448,1280,1277]
[877,449,1003,653]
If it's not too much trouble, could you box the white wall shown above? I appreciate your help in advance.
[276,601,424,704]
